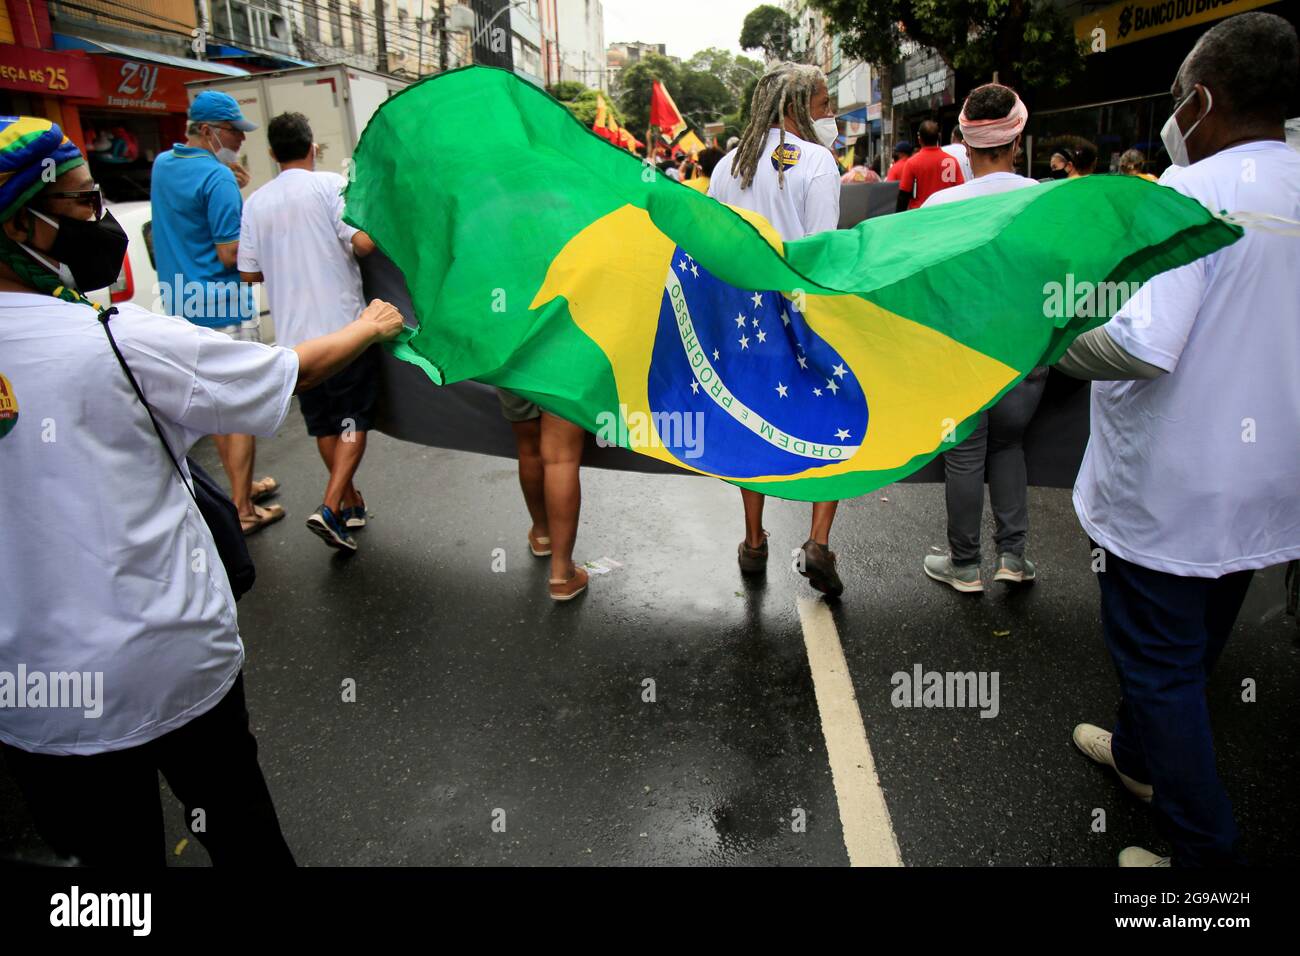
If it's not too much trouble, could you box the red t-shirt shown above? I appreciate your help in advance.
[898,145,965,209]
[885,158,908,182]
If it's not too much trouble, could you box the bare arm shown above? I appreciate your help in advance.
[351,230,376,258]
[292,299,404,393]
[215,240,239,270]
[239,270,263,284]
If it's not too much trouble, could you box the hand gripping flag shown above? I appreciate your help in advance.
[343,67,1240,503]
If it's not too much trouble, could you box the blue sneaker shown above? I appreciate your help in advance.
[343,503,367,529]
[306,505,357,552]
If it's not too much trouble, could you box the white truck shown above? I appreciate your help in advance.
[185,63,409,193]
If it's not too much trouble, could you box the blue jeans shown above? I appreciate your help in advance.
[1095,545,1254,866]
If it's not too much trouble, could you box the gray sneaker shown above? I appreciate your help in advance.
[923,554,984,593]
[994,552,1036,583]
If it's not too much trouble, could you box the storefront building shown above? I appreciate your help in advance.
[1027,0,1298,177]
[1,1,325,200]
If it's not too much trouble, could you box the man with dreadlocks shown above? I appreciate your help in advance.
[708,62,846,597]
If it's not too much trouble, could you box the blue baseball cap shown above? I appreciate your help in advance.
[188,90,257,132]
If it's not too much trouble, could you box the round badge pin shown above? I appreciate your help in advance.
[0,372,17,440]
[770,143,802,172]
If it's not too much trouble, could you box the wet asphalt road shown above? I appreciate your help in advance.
[2,405,1297,867]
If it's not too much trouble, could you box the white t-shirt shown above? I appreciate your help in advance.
[1074,140,1300,576]
[921,170,1040,206]
[239,168,365,349]
[941,143,974,184]
[0,296,298,754]
[708,128,841,241]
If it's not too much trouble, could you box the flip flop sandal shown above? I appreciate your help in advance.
[241,503,285,536]
[549,566,589,602]
[250,476,280,502]
[528,530,552,557]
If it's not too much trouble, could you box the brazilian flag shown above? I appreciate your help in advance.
[344,66,1238,502]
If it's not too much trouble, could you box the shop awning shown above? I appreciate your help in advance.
[207,44,315,69]
[53,35,250,77]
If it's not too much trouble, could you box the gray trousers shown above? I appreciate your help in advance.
[940,368,1048,564]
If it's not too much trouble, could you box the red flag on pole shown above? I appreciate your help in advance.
[650,80,687,142]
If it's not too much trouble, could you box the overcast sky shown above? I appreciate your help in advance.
[601,0,759,60]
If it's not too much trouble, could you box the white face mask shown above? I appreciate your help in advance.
[207,128,240,166]
[812,116,839,150]
[1160,87,1212,167]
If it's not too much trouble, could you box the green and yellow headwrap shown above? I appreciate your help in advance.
[0,115,86,224]
[0,116,93,304]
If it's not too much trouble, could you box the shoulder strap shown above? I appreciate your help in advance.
[96,306,200,507]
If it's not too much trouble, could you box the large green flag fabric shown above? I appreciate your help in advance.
[344,66,1239,502]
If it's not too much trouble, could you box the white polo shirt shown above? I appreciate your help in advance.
[921,170,1040,206]
[239,169,366,349]
[1073,140,1300,576]
[0,296,298,754]
[708,128,841,241]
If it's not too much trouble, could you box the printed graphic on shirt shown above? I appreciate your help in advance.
[770,143,801,172]
[0,372,17,440]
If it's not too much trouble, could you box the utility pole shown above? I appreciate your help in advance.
[375,0,389,73]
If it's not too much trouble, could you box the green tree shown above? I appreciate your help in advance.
[546,80,587,103]
[740,5,796,62]
[684,47,765,103]
[810,0,1087,103]
[548,81,626,129]
[617,53,682,137]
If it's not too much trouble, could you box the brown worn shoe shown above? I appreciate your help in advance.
[800,539,844,597]
[549,565,589,602]
[738,531,769,574]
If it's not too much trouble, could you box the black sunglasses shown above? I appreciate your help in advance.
[43,186,105,221]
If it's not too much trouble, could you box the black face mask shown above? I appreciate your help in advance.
[1049,167,1069,180]
[26,207,129,292]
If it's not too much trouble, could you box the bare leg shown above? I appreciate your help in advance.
[809,500,839,546]
[540,412,584,581]
[741,488,766,548]
[510,419,548,539]
[213,433,256,517]
[323,431,367,514]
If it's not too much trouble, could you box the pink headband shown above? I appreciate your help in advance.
[959,94,1028,148]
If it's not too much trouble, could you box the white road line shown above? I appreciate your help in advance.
[796,597,903,867]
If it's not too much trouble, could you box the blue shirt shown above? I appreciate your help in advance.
[150,145,252,327]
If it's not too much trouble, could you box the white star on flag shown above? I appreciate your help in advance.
[690,381,700,394]
[678,258,688,272]
[813,387,822,397]
[751,317,760,328]
[712,348,720,360]
[750,292,762,308]
[776,382,788,398]
[826,379,840,395]
[781,312,790,326]
[739,335,749,349]
[734,313,746,327]
[756,330,767,343]
[835,428,850,440]
[797,355,808,369]
[690,263,699,277]
[832,363,849,379]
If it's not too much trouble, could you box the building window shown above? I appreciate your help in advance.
[351,5,365,53]
[329,0,344,46]
[304,0,321,42]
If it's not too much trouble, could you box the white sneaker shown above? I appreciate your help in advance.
[1119,846,1171,867]
[1072,723,1154,802]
